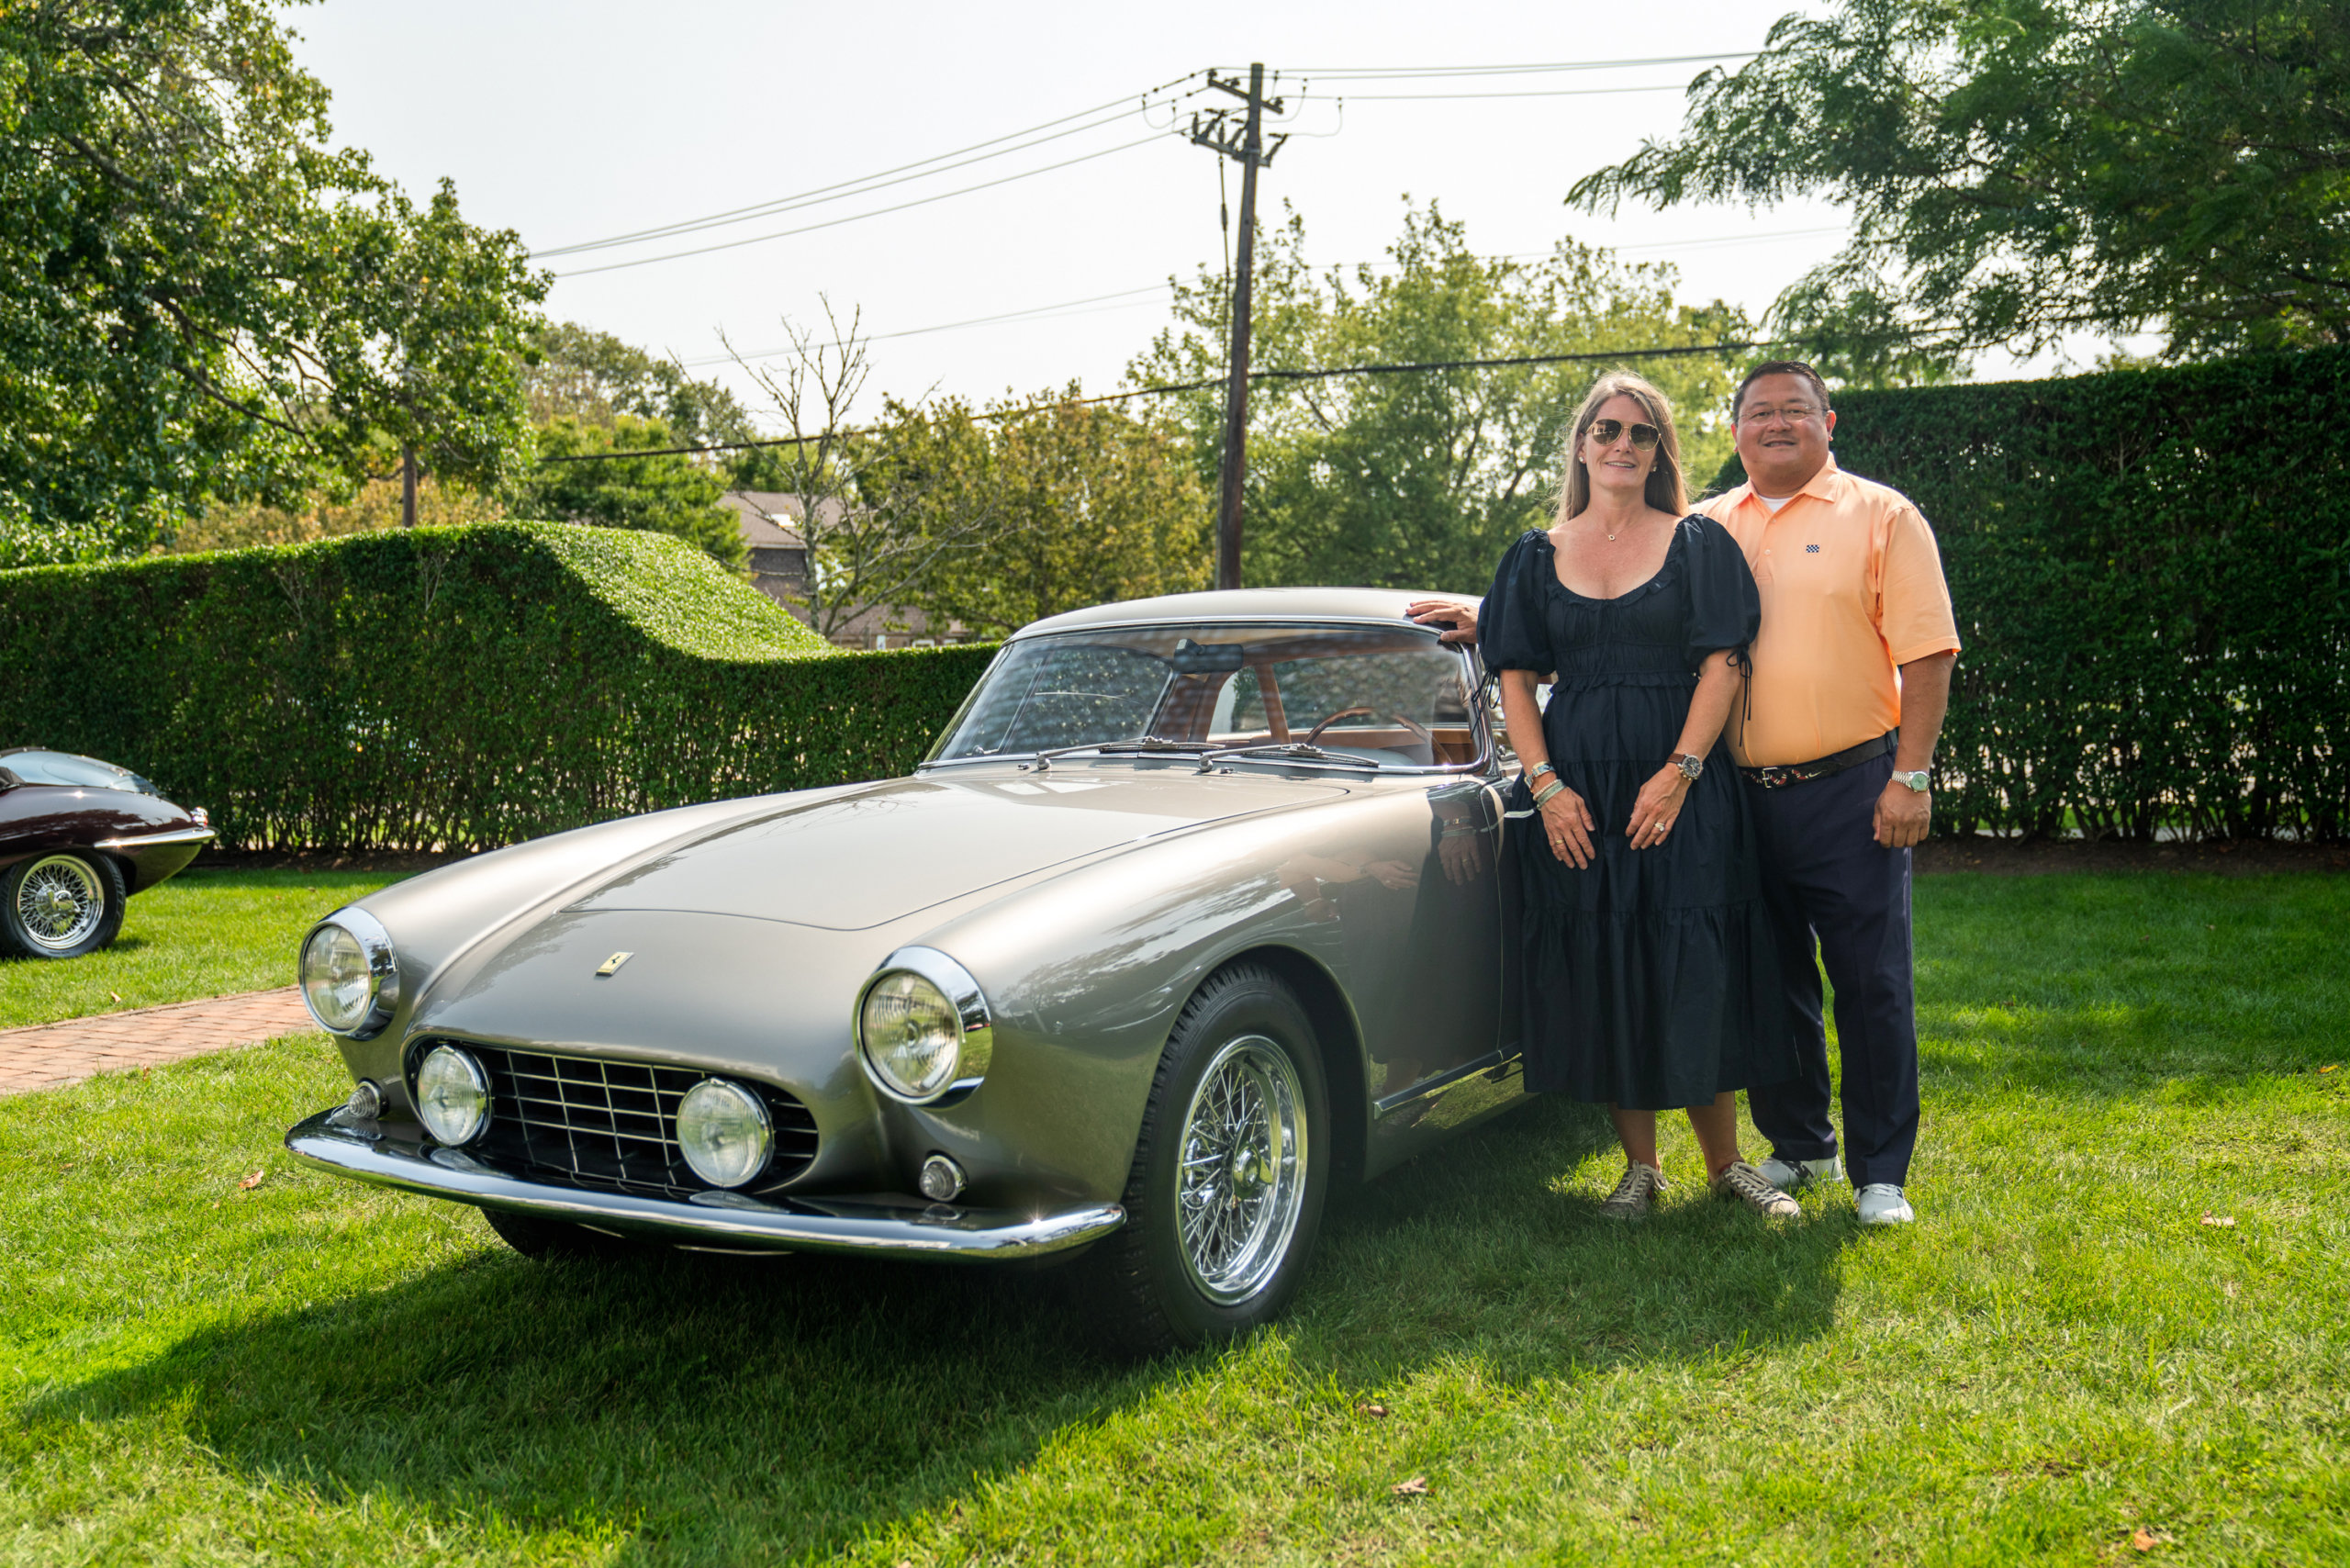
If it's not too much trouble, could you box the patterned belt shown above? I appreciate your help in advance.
[1739,731,1897,789]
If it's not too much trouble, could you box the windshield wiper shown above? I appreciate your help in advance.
[1026,737,1215,771]
[1192,742,1382,771]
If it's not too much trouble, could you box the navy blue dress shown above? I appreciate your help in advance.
[1481,518,1794,1110]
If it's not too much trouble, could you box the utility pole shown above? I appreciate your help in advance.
[401,444,419,529]
[1189,64,1288,591]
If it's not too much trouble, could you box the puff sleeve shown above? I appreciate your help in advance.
[1678,514,1761,672]
[1478,530,1553,674]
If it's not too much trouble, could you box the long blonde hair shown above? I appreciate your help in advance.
[1555,371,1688,524]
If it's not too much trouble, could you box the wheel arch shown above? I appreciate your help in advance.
[1206,942,1369,1191]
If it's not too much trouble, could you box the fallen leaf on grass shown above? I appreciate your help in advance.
[2199,1212,2235,1227]
[109,991,122,1003]
[2132,1527,2174,1551]
[2320,1064,2337,1074]
[1391,1476,1428,1496]
[238,1170,266,1191]
[1359,1403,1390,1418]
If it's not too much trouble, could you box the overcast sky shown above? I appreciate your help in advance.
[286,1,2099,430]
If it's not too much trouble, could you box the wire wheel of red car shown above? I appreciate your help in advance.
[1075,963,1328,1354]
[2,851,128,959]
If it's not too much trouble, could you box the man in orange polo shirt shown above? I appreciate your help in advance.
[1697,360,1960,1226]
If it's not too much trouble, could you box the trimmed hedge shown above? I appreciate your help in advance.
[1711,349,2350,840]
[0,523,997,851]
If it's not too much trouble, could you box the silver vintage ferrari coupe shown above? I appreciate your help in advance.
[285,588,1528,1351]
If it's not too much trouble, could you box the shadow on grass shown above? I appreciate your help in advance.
[33,1096,1854,1559]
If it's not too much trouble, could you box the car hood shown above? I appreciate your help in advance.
[564,768,1352,931]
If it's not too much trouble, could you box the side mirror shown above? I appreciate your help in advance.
[0,767,18,791]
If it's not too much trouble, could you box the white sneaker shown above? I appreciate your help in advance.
[1756,1153,1843,1192]
[1856,1183,1914,1226]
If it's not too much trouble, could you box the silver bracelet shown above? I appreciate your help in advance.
[1527,760,1556,781]
[1530,778,1567,809]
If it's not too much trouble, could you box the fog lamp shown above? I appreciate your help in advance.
[677,1079,773,1188]
[415,1046,490,1146]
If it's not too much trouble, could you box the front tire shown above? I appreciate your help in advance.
[0,852,127,959]
[1074,964,1329,1355]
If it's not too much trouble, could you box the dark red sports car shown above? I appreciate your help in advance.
[0,747,214,959]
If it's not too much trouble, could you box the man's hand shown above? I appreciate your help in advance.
[1873,780,1931,848]
[1438,831,1487,885]
[1405,598,1479,645]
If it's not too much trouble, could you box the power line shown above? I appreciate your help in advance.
[550,133,1171,278]
[677,226,1854,365]
[1275,52,1759,78]
[537,337,1777,465]
[534,72,1205,259]
[1298,84,1696,102]
[534,52,1766,274]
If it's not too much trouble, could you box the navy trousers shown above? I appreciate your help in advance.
[1740,750,1919,1189]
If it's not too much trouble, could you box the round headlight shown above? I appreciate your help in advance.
[677,1079,773,1188]
[415,1046,490,1146]
[298,911,398,1036]
[859,969,965,1102]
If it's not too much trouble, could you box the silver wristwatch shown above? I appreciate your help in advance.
[1672,753,1704,782]
[1891,768,1931,792]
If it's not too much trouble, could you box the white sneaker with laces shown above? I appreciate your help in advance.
[1756,1153,1843,1192]
[1856,1183,1915,1226]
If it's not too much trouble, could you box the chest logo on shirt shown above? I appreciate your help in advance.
[1806,543,1821,553]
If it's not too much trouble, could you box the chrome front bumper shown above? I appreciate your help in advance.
[285,1107,1125,1261]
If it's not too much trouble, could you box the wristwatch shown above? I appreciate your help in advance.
[1671,753,1704,782]
[1891,769,1931,792]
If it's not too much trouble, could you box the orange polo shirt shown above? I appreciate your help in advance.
[1697,456,1961,767]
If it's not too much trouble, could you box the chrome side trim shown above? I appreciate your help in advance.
[1373,1050,1507,1118]
[95,826,218,848]
[285,1109,1123,1260]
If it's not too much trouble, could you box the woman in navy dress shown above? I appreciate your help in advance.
[1479,373,1797,1219]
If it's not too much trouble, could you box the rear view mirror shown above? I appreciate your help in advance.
[1169,638,1246,676]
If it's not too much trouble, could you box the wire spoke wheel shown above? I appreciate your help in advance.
[1173,1034,1306,1305]
[14,855,106,952]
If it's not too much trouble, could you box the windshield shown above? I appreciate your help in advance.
[927,622,1480,770]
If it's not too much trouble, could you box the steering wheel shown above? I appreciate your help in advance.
[1301,706,1433,748]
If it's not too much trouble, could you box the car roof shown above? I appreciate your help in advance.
[1013,587,1477,640]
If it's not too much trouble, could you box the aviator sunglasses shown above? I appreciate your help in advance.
[1586,418,1662,451]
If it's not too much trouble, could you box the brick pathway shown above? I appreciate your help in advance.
[0,987,316,1096]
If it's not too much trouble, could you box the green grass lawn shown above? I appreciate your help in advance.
[0,868,399,1030]
[3,872,2344,1565]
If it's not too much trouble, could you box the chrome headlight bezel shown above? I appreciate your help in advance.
[298,908,400,1037]
[854,946,993,1106]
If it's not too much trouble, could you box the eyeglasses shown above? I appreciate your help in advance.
[1739,403,1821,426]
[1586,419,1661,451]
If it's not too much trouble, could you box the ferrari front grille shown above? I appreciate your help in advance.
[416,1038,819,1196]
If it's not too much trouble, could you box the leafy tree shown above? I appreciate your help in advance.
[877,387,1212,638]
[175,476,503,554]
[0,0,544,567]
[1569,0,2350,364]
[513,417,745,570]
[525,321,755,449]
[1128,202,1750,593]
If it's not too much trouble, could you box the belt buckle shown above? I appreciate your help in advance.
[1757,765,1791,788]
